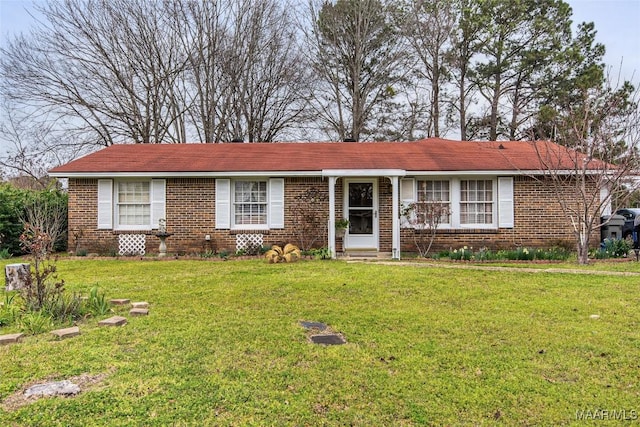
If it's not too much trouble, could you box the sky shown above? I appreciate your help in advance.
[1,0,638,83]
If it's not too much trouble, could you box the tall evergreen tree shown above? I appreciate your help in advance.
[306,0,406,141]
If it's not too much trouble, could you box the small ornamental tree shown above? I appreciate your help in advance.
[18,223,65,312]
[402,200,451,257]
[290,187,329,251]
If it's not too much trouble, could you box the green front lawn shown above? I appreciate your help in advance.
[1,259,638,425]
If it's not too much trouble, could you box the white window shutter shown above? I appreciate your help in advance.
[400,178,416,227]
[97,179,113,229]
[215,179,231,229]
[498,177,514,228]
[150,179,166,228]
[269,178,285,229]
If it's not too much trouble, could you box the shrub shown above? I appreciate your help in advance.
[19,223,66,312]
[42,292,86,323]
[444,246,571,261]
[593,238,631,259]
[86,286,110,316]
[0,183,68,255]
[0,247,11,259]
[0,293,20,327]
[18,311,53,335]
[290,187,329,251]
[310,247,331,260]
[449,246,473,261]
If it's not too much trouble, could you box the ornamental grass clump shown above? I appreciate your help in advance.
[264,244,301,263]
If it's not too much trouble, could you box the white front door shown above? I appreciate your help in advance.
[343,179,378,250]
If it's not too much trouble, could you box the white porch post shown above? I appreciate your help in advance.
[391,176,401,259]
[328,176,337,259]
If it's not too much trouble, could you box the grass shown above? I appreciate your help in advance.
[1,258,639,425]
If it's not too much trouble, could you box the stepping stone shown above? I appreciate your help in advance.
[299,321,328,331]
[51,326,80,339]
[129,308,149,316]
[0,333,24,345]
[25,380,80,397]
[310,334,346,345]
[98,316,127,327]
[131,301,148,308]
[110,298,130,305]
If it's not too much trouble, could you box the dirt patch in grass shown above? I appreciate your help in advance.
[1,369,113,411]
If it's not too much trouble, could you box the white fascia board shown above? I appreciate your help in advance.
[322,169,406,178]
[50,168,604,179]
[405,169,603,177]
[48,170,323,179]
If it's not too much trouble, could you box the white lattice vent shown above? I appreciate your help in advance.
[235,234,263,254]
[118,234,146,256]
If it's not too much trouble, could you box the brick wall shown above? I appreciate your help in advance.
[400,175,599,253]
[68,175,598,256]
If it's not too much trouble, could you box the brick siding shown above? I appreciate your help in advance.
[68,175,597,256]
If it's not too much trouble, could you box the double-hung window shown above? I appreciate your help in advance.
[116,181,151,228]
[416,180,451,224]
[98,179,165,230]
[215,178,284,230]
[233,180,267,226]
[402,177,510,229]
[460,179,493,225]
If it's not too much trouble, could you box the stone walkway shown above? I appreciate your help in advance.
[0,300,149,346]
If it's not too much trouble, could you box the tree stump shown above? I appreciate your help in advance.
[5,263,30,291]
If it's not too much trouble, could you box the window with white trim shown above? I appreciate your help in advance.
[460,179,493,225]
[233,180,267,226]
[116,181,151,228]
[416,180,451,224]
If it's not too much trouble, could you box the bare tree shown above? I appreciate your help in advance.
[1,0,309,148]
[0,101,91,184]
[402,200,451,257]
[1,0,191,145]
[396,0,456,138]
[290,187,329,251]
[21,194,68,255]
[531,79,639,265]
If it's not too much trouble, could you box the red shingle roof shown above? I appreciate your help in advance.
[48,138,587,176]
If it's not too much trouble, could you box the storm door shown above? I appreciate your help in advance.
[343,179,378,250]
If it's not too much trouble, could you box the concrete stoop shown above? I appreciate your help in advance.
[341,250,392,260]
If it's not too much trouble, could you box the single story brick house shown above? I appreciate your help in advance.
[48,138,605,258]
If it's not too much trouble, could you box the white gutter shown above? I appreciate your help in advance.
[322,169,406,177]
[48,170,325,179]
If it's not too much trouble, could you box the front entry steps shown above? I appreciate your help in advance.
[341,250,391,260]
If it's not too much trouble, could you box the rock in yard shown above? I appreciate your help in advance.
[110,299,130,305]
[310,334,346,345]
[299,321,328,331]
[51,326,81,339]
[98,316,127,327]
[129,308,149,316]
[25,380,80,397]
[0,333,25,346]
[131,301,149,308]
